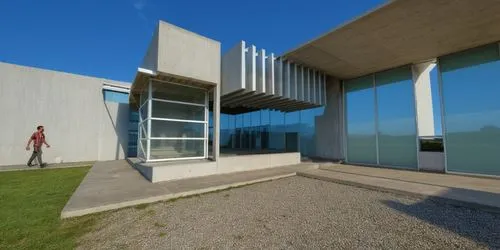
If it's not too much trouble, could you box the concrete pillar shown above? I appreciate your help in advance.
[314,77,344,160]
[212,84,221,161]
[412,61,436,137]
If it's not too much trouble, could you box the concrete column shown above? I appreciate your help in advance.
[314,77,344,160]
[412,61,436,137]
[212,84,221,161]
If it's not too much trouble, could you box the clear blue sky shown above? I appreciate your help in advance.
[0,0,384,83]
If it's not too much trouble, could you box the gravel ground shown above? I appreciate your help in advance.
[77,177,500,249]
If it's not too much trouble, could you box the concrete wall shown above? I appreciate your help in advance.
[0,62,129,166]
[140,26,159,72]
[157,21,221,85]
[221,41,245,95]
[135,152,301,183]
[315,77,344,160]
[419,152,445,172]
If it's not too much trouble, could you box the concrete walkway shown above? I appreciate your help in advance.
[298,164,500,213]
[61,160,318,218]
[0,161,94,172]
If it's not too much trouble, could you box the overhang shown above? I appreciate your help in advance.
[283,0,500,79]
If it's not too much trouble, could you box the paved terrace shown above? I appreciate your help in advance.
[61,160,317,218]
[61,160,500,219]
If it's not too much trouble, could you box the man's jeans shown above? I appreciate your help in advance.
[27,148,43,166]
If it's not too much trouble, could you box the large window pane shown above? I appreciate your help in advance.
[150,139,204,159]
[345,76,377,164]
[439,44,500,176]
[151,120,204,138]
[375,67,418,168]
[152,101,205,121]
[152,81,206,104]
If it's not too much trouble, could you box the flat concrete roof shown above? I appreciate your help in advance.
[283,0,500,79]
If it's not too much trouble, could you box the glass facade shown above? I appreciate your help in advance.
[344,66,418,169]
[375,67,417,168]
[139,80,208,161]
[439,43,500,176]
[344,76,377,165]
[210,107,324,156]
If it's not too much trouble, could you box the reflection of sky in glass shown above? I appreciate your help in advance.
[440,43,500,175]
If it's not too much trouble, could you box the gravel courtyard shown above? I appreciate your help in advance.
[78,177,500,249]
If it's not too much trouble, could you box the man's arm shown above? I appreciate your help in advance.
[44,140,50,148]
[26,137,33,150]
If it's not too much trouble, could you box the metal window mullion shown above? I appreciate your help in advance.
[437,60,449,173]
[139,100,148,113]
[151,78,207,90]
[146,79,152,161]
[150,117,207,124]
[150,137,206,140]
[373,74,380,165]
[342,80,347,162]
[411,65,422,171]
[204,90,209,158]
[151,98,206,107]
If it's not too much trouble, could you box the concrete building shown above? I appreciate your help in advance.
[1,0,499,178]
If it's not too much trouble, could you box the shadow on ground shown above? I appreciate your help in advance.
[382,188,500,249]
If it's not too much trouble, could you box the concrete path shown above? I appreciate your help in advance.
[298,164,500,213]
[0,161,94,172]
[61,160,318,218]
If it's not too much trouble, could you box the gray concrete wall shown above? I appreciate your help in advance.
[419,152,445,172]
[135,152,301,182]
[315,77,344,160]
[98,102,130,161]
[0,62,129,166]
[157,21,221,85]
[221,41,245,95]
[140,26,159,72]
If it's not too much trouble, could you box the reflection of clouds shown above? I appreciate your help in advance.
[445,110,500,132]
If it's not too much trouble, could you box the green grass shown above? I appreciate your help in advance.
[0,167,95,249]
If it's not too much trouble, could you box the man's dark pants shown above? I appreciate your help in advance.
[27,147,43,166]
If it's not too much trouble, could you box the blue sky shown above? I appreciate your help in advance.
[0,0,384,83]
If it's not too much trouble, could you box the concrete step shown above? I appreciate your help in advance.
[297,168,500,214]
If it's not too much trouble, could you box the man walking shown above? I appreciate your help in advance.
[26,125,50,168]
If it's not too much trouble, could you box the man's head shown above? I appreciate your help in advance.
[37,125,44,132]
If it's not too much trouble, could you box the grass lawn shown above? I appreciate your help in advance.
[0,167,98,249]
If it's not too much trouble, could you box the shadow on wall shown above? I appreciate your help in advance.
[381,188,500,249]
[104,102,129,160]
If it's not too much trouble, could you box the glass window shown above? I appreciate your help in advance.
[439,43,500,176]
[150,139,204,159]
[103,90,129,103]
[152,81,206,104]
[150,120,204,138]
[344,76,377,164]
[151,101,204,121]
[375,66,418,168]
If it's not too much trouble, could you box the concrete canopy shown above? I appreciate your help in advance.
[283,0,500,80]
[130,21,221,108]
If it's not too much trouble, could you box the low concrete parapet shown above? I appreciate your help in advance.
[130,152,302,183]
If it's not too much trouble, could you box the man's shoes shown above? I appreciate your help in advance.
[40,163,47,168]
[27,163,34,167]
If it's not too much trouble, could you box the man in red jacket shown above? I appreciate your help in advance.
[26,125,50,168]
